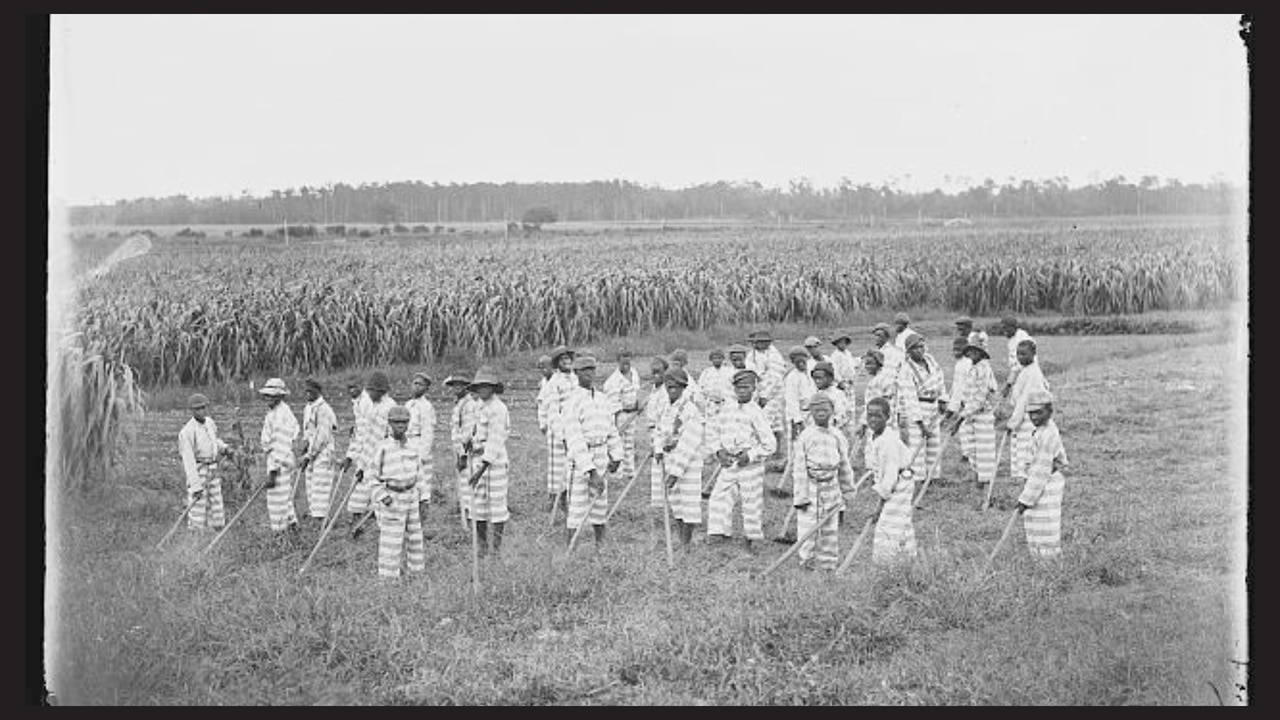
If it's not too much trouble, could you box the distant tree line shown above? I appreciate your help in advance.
[69,176,1242,226]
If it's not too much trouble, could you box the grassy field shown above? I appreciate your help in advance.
[45,322,1248,705]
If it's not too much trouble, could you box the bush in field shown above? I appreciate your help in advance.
[175,228,206,238]
[326,225,347,237]
[358,229,374,238]
[243,228,264,238]
[412,225,430,233]
[521,206,558,230]
[434,225,444,234]
[393,224,410,234]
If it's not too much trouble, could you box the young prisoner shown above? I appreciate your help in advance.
[177,393,232,531]
[706,369,776,552]
[791,393,857,571]
[369,404,425,578]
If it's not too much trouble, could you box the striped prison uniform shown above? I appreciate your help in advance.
[178,416,228,530]
[564,385,623,530]
[260,402,300,532]
[451,393,479,520]
[948,354,975,461]
[368,436,424,578]
[782,367,818,437]
[697,363,736,456]
[653,393,706,524]
[643,383,670,509]
[955,359,999,486]
[537,376,554,497]
[301,396,338,518]
[898,352,947,482]
[603,367,641,478]
[829,348,861,428]
[346,395,394,516]
[543,370,578,495]
[1004,328,1034,391]
[1006,359,1049,481]
[467,396,511,523]
[405,395,436,501]
[747,345,789,434]
[861,370,899,432]
[792,424,855,569]
[347,390,371,447]
[810,386,851,432]
[866,428,916,564]
[878,343,906,421]
[1018,418,1068,558]
[707,398,775,540]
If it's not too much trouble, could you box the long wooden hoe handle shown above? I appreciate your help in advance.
[984,507,1023,572]
[298,466,361,575]
[912,434,950,509]
[203,477,270,556]
[759,503,844,579]
[983,431,1011,511]
[834,516,876,576]
[156,495,199,550]
[604,452,653,524]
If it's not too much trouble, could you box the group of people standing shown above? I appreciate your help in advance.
[174,313,1068,578]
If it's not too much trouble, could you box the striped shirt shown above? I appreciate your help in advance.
[643,383,669,433]
[536,375,552,432]
[712,399,775,461]
[1018,419,1067,507]
[469,396,510,465]
[178,417,228,490]
[893,327,921,352]
[747,345,788,404]
[1005,328,1034,386]
[698,364,736,409]
[369,436,421,491]
[348,396,395,471]
[451,394,478,457]
[544,371,579,435]
[302,397,337,461]
[602,367,641,416]
[1007,360,1049,432]
[947,356,972,406]
[782,367,818,426]
[792,425,854,502]
[957,360,999,419]
[897,353,946,423]
[655,394,705,478]
[811,385,851,429]
[405,395,436,456]
[866,428,910,501]
[260,402,300,473]
[564,385,623,472]
[829,348,861,388]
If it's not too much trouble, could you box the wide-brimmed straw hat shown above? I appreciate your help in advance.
[550,345,575,364]
[412,372,432,387]
[830,329,853,344]
[443,373,471,387]
[468,366,505,394]
[259,378,289,397]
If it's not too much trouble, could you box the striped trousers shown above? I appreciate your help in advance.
[902,403,943,481]
[456,455,472,521]
[1010,419,1035,480]
[969,413,997,486]
[187,465,225,530]
[547,431,570,495]
[567,446,610,529]
[958,418,976,461]
[265,469,299,532]
[304,449,336,518]
[706,462,765,540]
[1023,472,1065,558]
[468,454,510,523]
[872,477,917,564]
[410,440,434,502]
[347,473,374,515]
[796,480,842,569]
[616,412,639,478]
[371,484,425,578]
[658,458,703,524]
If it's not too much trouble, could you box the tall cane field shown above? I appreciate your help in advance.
[46,216,1247,705]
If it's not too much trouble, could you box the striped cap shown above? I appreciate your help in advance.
[663,368,690,387]
[732,368,758,385]
[1025,389,1055,410]
[788,345,809,359]
[387,405,411,422]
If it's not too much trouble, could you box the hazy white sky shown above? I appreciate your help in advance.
[49,14,1249,205]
